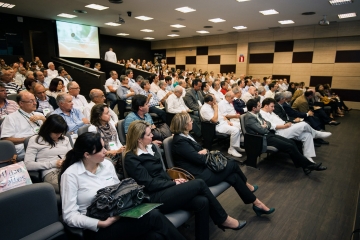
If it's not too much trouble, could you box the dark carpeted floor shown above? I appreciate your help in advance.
[178,110,360,240]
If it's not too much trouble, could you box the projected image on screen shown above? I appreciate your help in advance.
[56,21,100,58]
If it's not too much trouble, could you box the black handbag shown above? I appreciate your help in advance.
[205,150,228,172]
[151,123,172,141]
[86,178,148,220]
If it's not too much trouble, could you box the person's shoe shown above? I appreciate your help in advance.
[234,146,246,153]
[345,108,352,112]
[315,131,332,139]
[253,205,275,217]
[314,142,321,147]
[218,220,247,232]
[228,147,242,157]
[314,138,330,145]
[252,185,258,193]
[303,163,327,175]
[328,121,340,126]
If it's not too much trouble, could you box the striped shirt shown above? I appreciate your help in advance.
[0,81,20,94]
[0,99,19,119]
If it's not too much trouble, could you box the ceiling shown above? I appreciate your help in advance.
[0,0,359,41]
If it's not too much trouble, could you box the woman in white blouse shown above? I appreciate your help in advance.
[46,78,65,98]
[60,132,185,239]
[24,114,71,193]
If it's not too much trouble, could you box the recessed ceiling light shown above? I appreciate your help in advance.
[329,0,353,5]
[171,24,186,28]
[278,20,295,24]
[168,34,179,37]
[259,9,279,15]
[236,0,251,2]
[105,22,121,26]
[144,37,154,40]
[209,18,226,23]
[85,4,108,10]
[233,26,247,30]
[57,13,77,18]
[175,6,196,13]
[338,12,356,18]
[196,30,209,34]
[135,16,153,21]
[0,2,15,8]
[141,29,154,32]
[117,33,129,36]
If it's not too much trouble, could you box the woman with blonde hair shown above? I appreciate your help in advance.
[171,112,275,217]
[124,120,246,240]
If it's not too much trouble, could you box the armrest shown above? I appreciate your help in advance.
[244,133,264,155]
[201,121,217,150]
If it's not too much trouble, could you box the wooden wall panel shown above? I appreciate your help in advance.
[337,21,360,37]
[274,52,293,63]
[311,64,334,76]
[196,55,208,65]
[332,76,360,90]
[293,25,315,39]
[248,64,273,75]
[166,49,176,57]
[221,55,236,64]
[291,64,312,75]
[293,39,314,52]
[273,63,292,75]
[333,63,360,77]
[249,42,274,53]
[336,36,360,50]
[176,56,185,65]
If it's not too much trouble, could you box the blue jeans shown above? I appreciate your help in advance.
[106,92,117,109]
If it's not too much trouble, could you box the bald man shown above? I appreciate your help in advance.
[1,91,45,159]
[241,86,256,103]
[83,89,118,124]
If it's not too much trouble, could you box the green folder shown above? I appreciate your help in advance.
[120,203,163,219]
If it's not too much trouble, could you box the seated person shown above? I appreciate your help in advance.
[139,80,166,123]
[260,98,331,163]
[124,95,165,144]
[149,74,160,93]
[34,70,49,89]
[104,70,120,110]
[116,75,135,103]
[292,90,339,127]
[157,80,172,105]
[0,67,21,94]
[23,78,36,94]
[200,94,243,158]
[24,115,71,193]
[244,99,327,175]
[165,76,174,91]
[131,75,144,95]
[84,89,118,124]
[209,80,224,103]
[51,93,89,134]
[68,81,88,113]
[0,82,19,119]
[167,86,201,137]
[90,103,125,178]
[220,81,228,95]
[232,87,247,114]
[315,84,343,118]
[183,78,204,114]
[60,132,185,240]
[241,86,256,103]
[124,120,246,239]
[171,112,275,215]
[46,78,65,99]
[33,84,58,115]
[1,91,45,160]
[200,82,210,97]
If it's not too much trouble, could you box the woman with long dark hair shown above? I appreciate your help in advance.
[46,78,65,98]
[60,132,186,240]
[24,114,70,193]
[315,84,343,118]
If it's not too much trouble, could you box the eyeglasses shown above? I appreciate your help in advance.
[70,87,80,90]
[96,95,105,98]
[21,99,37,104]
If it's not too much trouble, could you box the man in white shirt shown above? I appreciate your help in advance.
[264,83,278,99]
[200,94,242,157]
[260,98,332,163]
[34,70,49,89]
[241,86,256,103]
[257,86,266,105]
[94,63,101,71]
[157,81,172,105]
[57,69,70,91]
[14,67,26,87]
[67,81,88,113]
[104,48,117,63]
[105,70,121,110]
[47,62,58,80]
[209,80,224,103]
[150,75,160,93]
[1,91,45,160]
[165,76,174,92]
[178,80,186,97]
[84,89,118,125]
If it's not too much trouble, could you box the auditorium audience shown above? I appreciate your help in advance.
[51,93,89,134]
[139,80,166,123]
[124,120,246,239]
[60,132,185,239]
[149,74,160,93]
[232,87,247,114]
[57,68,70,89]
[241,86,256,103]
[1,91,45,160]
[34,70,48,89]
[46,78,65,99]
[132,75,144,95]
[0,82,19,119]
[209,79,224,102]
[84,89,118,124]
[244,99,327,175]
[0,68,21,94]
[157,80,172,104]
[14,67,26,87]
[264,83,277,99]
[33,84,58,115]
[116,75,135,102]
[184,78,204,114]
[125,69,135,87]
[24,114,70,192]
[68,81,88,113]
[47,62,58,80]
[315,84,344,118]
[104,70,120,110]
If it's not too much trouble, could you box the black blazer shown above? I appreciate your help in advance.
[124,144,175,195]
[233,98,247,114]
[243,112,272,135]
[172,134,213,180]
[183,88,204,111]
[36,95,58,112]
[282,102,307,119]
[273,102,293,122]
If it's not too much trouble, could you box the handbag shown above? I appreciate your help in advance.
[0,161,33,193]
[205,150,228,172]
[86,178,148,220]
[167,167,194,181]
[151,123,172,141]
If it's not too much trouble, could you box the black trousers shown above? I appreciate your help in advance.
[304,116,323,131]
[197,160,256,204]
[149,106,166,123]
[266,133,311,168]
[84,209,185,240]
[314,108,331,126]
[150,179,228,240]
